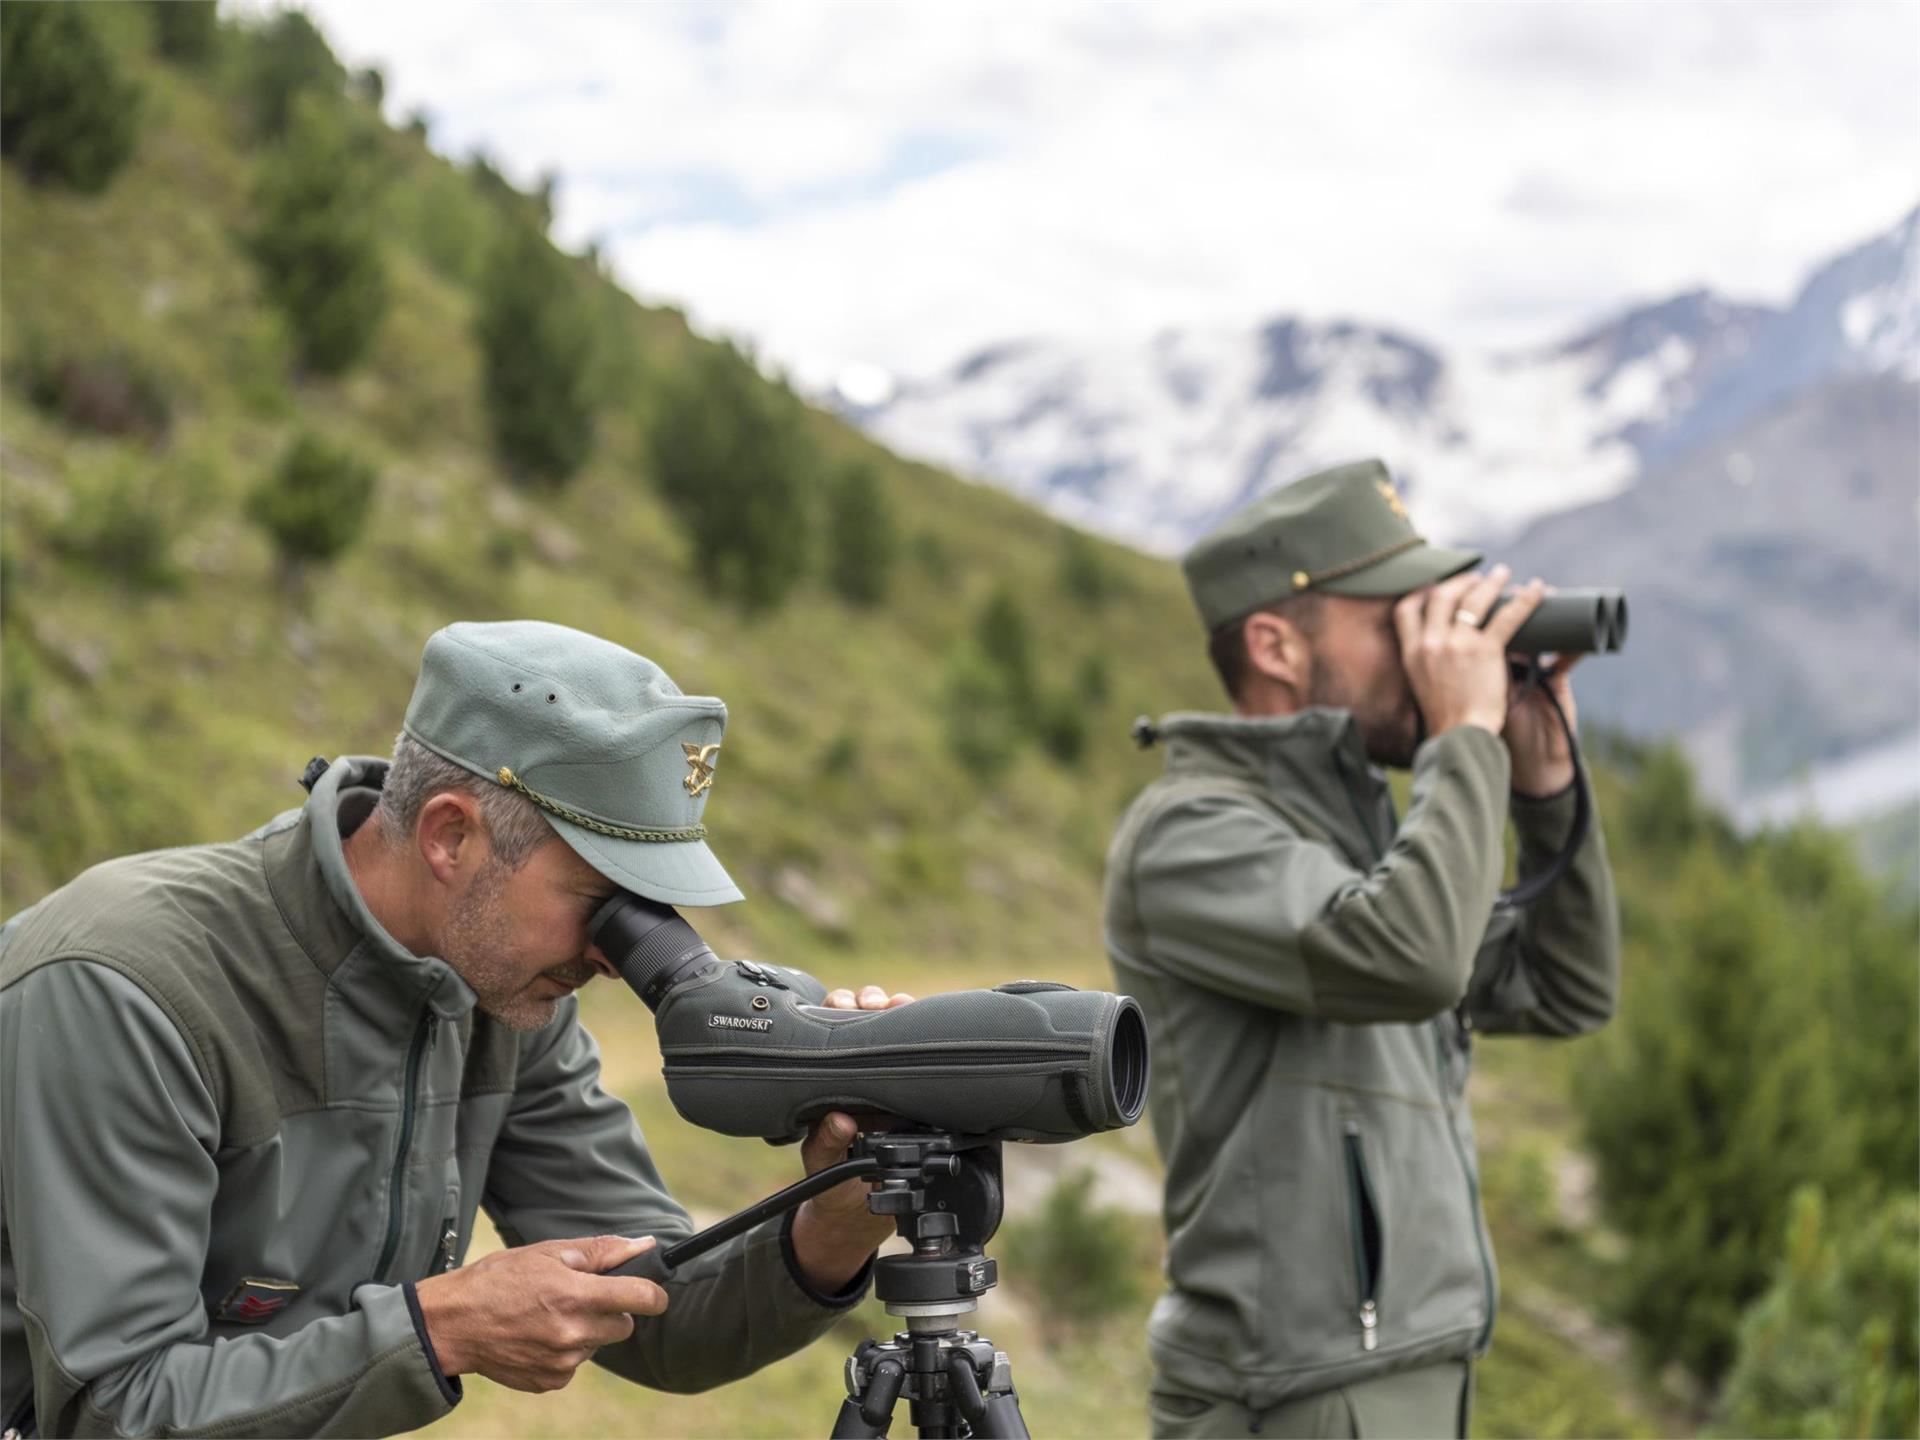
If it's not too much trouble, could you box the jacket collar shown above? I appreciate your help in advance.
[1154,708,1393,862]
[269,755,478,1024]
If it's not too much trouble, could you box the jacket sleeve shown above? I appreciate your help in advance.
[478,1000,868,1395]
[1462,773,1621,1037]
[1130,726,1511,1023]
[0,960,456,1439]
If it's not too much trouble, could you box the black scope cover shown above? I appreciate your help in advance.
[591,889,1148,1144]
[656,966,1149,1144]
[1488,588,1628,655]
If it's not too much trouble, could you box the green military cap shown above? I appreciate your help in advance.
[1181,458,1481,631]
[402,621,742,906]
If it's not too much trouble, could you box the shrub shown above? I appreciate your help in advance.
[0,3,140,192]
[53,457,183,588]
[649,341,811,610]
[20,344,172,444]
[149,0,218,63]
[1059,528,1114,606]
[1036,691,1089,766]
[1711,1188,1919,1439]
[941,649,1021,783]
[250,97,387,376]
[475,220,597,487]
[974,585,1036,711]
[1076,652,1112,705]
[246,432,377,574]
[825,460,896,607]
[241,8,344,139]
[1000,1169,1143,1333]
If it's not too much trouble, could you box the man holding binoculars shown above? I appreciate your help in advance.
[1107,460,1621,1438]
[0,621,908,1438]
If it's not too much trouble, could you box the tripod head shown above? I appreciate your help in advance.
[855,1131,1004,1322]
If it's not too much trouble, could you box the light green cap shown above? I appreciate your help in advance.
[402,621,742,907]
[1180,458,1481,631]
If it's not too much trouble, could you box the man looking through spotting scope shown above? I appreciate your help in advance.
[1106,460,1620,1439]
[0,620,910,1439]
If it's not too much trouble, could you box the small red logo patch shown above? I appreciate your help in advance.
[216,1277,300,1324]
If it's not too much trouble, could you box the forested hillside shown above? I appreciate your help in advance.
[1,7,1912,1437]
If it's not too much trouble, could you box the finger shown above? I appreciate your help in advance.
[1393,590,1426,657]
[555,1234,655,1273]
[1484,576,1544,647]
[1454,565,1510,636]
[824,988,857,1009]
[857,985,889,1010]
[801,1111,857,1172]
[1549,651,1584,680]
[577,1274,668,1317]
[1422,571,1480,645]
[886,992,915,1008]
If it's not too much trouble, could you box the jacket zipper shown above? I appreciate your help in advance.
[373,1011,434,1282]
[1342,1122,1382,1352]
[1434,1023,1496,1348]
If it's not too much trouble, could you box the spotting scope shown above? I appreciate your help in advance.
[589,893,1149,1144]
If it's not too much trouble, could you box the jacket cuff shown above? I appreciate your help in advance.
[403,1282,463,1408]
[778,1208,874,1310]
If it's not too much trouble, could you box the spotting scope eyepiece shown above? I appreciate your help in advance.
[590,893,1150,1145]
[1485,587,1628,655]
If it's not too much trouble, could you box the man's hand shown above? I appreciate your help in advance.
[413,1234,666,1392]
[1505,648,1581,797]
[789,984,915,1293]
[1395,565,1543,739]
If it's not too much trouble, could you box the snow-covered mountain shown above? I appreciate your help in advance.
[846,207,1920,805]
[850,206,1919,558]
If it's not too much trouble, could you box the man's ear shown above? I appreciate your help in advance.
[1242,610,1310,696]
[416,792,488,887]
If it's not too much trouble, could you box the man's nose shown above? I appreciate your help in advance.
[584,940,618,980]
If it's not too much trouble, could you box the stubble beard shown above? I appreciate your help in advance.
[441,859,588,1032]
[1306,667,1420,771]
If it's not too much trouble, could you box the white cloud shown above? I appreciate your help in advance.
[298,0,1920,383]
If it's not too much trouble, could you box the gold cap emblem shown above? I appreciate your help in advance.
[1375,479,1409,522]
[1292,570,1311,591]
[682,742,721,798]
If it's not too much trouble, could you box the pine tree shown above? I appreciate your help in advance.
[825,460,896,607]
[150,1,218,64]
[247,432,377,576]
[243,9,344,139]
[649,342,812,610]
[0,3,141,193]
[975,585,1036,712]
[250,97,387,376]
[474,221,597,487]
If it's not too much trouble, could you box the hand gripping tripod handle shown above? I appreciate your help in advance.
[606,1244,673,1286]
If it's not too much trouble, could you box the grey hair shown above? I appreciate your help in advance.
[375,731,556,870]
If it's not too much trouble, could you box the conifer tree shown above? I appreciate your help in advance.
[251,97,387,376]
[649,342,811,610]
[0,3,140,193]
[150,1,218,64]
[247,432,377,576]
[825,460,896,607]
[243,9,344,139]
[474,221,597,488]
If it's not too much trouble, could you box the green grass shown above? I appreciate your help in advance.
[2,15,1683,1437]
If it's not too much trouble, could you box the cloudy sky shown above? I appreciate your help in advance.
[302,0,1918,393]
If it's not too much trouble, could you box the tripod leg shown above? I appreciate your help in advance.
[830,1397,890,1439]
[976,1389,1030,1439]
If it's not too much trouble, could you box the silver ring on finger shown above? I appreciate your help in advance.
[1455,609,1482,628]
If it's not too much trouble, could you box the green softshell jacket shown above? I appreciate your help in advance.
[1104,711,1618,1410]
[0,758,867,1439]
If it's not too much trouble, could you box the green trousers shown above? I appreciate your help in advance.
[1148,1361,1473,1439]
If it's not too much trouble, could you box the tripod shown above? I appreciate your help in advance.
[612,1130,1028,1438]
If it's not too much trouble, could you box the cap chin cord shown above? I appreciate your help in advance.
[1495,659,1590,911]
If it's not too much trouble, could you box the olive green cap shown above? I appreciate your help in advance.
[1180,458,1481,631]
[402,621,742,907]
